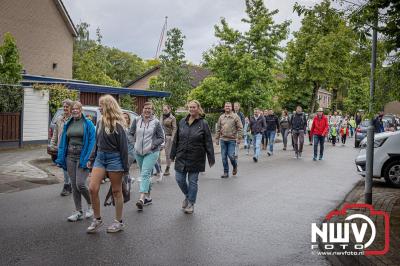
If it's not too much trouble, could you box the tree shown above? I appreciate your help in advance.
[105,47,147,85]
[194,0,289,113]
[150,28,191,109]
[74,45,121,86]
[189,76,230,110]
[336,0,400,112]
[281,0,357,113]
[0,32,23,112]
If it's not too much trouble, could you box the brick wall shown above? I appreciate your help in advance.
[127,69,161,89]
[0,0,74,79]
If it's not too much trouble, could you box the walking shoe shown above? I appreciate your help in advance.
[184,203,194,214]
[313,157,317,161]
[298,152,302,158]
[319,157,324,161]
[143,197,153,206]
[164,166,170,176]
[283,147,286,151]
[67,211,83,222]
[253,157,258,162]
[87,218,103,234]
[60,184,71,196]
[182,198,189,209]
[136,199,144,211]
[267,151,272,156]
[220,173,229,178]
[106,220,125,233]
[155,173,164,183]
[293,152,298,159]
[232,166,238,176]
[85,208,94,219]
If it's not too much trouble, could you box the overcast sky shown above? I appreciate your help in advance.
[63,0,321,64]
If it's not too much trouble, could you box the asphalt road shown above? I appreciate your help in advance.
[0,142,361,266]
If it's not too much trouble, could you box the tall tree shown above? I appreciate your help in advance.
[192,0,289,112]
[150,28,191,109]
[281,0,356,113]
[0,32,23,112]
[105,47,147,85]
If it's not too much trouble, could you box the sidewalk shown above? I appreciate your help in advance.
[0,146,61,193]
[322,179,400,265]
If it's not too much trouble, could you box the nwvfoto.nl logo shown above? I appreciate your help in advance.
[311,204,390,256]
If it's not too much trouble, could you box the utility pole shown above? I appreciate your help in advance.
[155,16,168,59]
[365,10,378,205]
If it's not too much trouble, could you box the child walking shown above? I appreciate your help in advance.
[340,122,349,145]
[330,124,338,146]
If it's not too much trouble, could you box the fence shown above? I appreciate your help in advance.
[0,112,20,142]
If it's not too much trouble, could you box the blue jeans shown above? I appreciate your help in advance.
[63,169,70,185]
[220,140,237,174]
[313,135,325,159]
[135,151,160,193]
[253,133,262,159]
[175,171,200,204]
[266,131,276,153]
[93,151,124,172]
[281,128,289,148]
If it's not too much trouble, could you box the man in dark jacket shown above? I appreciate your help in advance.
[265,109,280,156]
[249,108,266,162]
[373,111,385,133]
[290,106,307,159]
[355,112,362,127]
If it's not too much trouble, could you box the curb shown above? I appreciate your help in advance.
[28,158,60,185]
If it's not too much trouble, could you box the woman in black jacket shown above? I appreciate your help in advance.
[170,100,215,214]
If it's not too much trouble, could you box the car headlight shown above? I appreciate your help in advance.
[374,137,387,148]
[360,138,387,149]
[360,137,387,148]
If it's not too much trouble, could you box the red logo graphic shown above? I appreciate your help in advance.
[325,204,390,256]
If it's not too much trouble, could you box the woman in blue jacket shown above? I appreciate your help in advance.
[56,101,96,222]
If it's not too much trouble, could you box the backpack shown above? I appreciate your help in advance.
[104,174,132,206]
[291,113,306,130]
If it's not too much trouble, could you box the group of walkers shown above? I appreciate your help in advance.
[50,96,372,234]
[50,96,215,233]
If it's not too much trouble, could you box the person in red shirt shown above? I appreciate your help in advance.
[310,108,329,161]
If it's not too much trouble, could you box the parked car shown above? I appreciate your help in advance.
[47,106,138,161]
[355,120,369,148]
[355,119,392,147]
[355,130,400,188]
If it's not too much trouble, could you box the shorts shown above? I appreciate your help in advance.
[93,151,124,172]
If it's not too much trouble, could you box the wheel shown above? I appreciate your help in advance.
[384,160,400,188]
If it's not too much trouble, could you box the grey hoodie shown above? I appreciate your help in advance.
[129,115,164,156]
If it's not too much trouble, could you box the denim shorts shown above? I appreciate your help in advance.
[93,151,124,172]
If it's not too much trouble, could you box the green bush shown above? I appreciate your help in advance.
[34,84,78,116]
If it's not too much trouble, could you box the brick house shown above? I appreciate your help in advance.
[125,65,211,90]
[317,88,332,110]
[0,0,170,147]
[0,0,77,79]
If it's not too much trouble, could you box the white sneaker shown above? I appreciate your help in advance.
[67,211,83,222]
[156,173,164,182]
[87,218,103,234]
[106,220,125,233]
[85,208,94,219]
